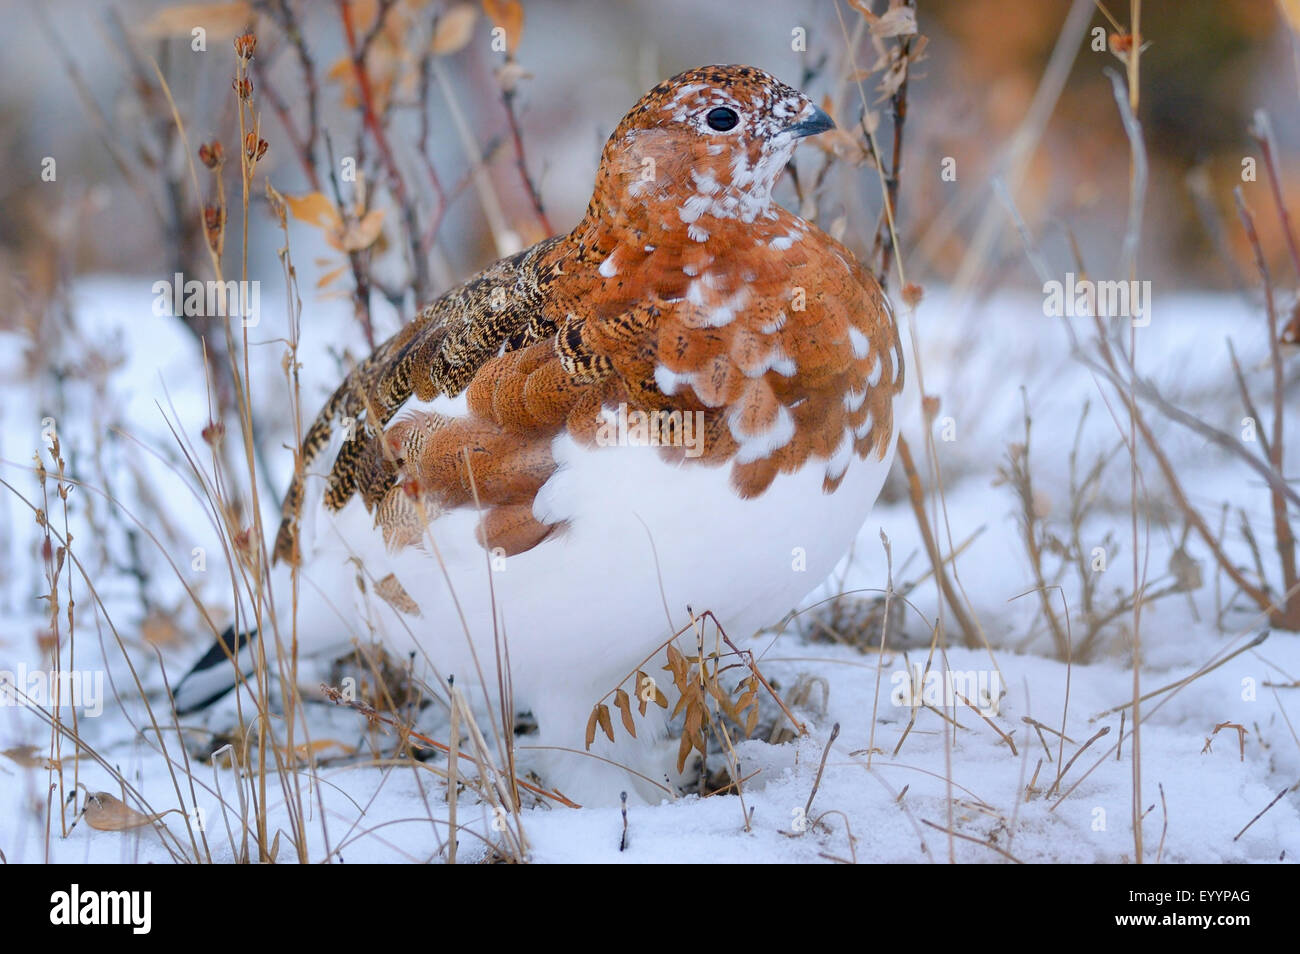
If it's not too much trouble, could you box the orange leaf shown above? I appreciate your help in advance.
[433,3,478,55]
[665,643,688,686]
[139,1,253,38]
[81,792,165,831]
[346,0,381,33]
[481,0,523,55]
[316,265,348,290]
[585,707,598,749]
[684,699,703,740]
[676,731,692,773]
[614,689,636,738]
[289,738,354,760]
[636,670,650,716]
[326,56,353,82]
[671,688,689,719]
[706,678,729,706]
[595,703,615,743]
[283,191,342,232]
[341,208,385,252]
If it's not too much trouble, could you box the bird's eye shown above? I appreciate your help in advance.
[705,107,740,132]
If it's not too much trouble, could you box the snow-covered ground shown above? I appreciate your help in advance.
[1,277,1296,863]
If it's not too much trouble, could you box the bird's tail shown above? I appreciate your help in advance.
[170,624,260,715]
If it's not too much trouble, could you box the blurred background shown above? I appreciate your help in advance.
[2,0,1297,301]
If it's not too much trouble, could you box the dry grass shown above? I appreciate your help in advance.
[2,0,1294,866]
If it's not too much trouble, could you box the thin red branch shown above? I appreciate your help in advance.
[500,85,553,236]
[339,0,430,304]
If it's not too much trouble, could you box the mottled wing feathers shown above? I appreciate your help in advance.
[272,237,564,565]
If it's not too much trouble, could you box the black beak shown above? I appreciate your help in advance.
[784,105,835,139]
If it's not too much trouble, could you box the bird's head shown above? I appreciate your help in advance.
[589,65,834,237]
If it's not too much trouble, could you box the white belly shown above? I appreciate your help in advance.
[285,421,897,798]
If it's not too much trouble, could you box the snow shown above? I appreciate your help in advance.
[0,278,1297,863]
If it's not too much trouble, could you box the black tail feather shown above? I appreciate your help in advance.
[171,625,259,715]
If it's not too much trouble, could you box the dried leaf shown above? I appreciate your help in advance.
[140,608,182,647]
[1168,546,1203,593]
[326,55,354,84]
[283,192,342,232]
[676,729,693,773]
[316,265,348,290]
[706,678,729,706]
[348,0,381,31]
[866,5,917,37]
[595,703,615,743]
[340,208,385,252]
[481,0,523,55]
[664,644,689,694]
[432,4,478,54]
[614,689,636,738]
[745,707,759,737]
[264,179,287,226]
[289,739,354,761]
[671,682,691,719]
[584,707,598,749]
[1,745,58,770]
[139,1,253,38]
[684,698,703,740]
[636,670,650,716]
[81,792,163,832]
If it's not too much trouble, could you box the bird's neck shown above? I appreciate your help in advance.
[573,186,788,270]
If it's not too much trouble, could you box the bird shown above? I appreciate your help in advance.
[172,64,905,804]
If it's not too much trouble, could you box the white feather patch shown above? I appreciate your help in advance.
[866,353,883,387]
[731,404,795,463]
[849,326,871,360]
[824,434,853,483]
[854,410,875,440]
[743,342,797,378]
[654,365,694,396]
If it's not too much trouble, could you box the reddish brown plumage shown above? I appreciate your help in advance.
[272,65,903,566]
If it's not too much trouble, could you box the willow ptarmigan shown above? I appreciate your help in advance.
[173,65,904,802]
